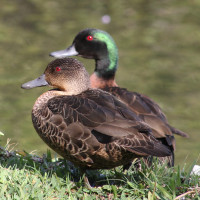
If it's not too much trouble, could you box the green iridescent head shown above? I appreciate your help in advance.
[50,28,119,79]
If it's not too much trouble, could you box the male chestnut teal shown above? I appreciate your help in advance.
[50,28,189,166]
[22,58,171,187]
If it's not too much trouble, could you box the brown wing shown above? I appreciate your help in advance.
[47,89,151,132]
[104,87,188,140]
[135,92,188,138]
[45,89,171,157]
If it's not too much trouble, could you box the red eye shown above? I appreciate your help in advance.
[56,67,61,71]
[86,35,93,41]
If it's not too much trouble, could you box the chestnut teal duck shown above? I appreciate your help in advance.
[22,58,171,187]
[50,28,189,167]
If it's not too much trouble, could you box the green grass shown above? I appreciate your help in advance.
[0,138,199,199]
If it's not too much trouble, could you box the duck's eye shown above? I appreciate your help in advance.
[86,35,93,41]
[56,67,61,71]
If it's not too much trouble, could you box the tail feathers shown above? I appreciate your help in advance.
[126,142,172,158]
[169,126,189,138]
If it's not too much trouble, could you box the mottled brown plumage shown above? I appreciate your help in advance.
[103,86,177,167]
[22,58,171,186]
[49,28,189,167]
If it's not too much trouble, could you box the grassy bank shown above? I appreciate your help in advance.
[0,139,199,199]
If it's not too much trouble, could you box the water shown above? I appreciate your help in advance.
[0,0,200,165]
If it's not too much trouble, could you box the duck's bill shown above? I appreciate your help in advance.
[21,74,49,89]
[49,45,78,58]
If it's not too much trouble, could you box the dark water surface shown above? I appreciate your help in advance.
[0,0,200,165]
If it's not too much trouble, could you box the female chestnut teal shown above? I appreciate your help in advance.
[22,58,171,187]
[50,28,189,166]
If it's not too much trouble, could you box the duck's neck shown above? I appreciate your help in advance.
[90,72,118,89]
[92,58,118,89]
[92,51,118,89]
[33,90,67,112]
[92,48,118,89]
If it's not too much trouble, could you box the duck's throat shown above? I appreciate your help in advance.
[90,73,118,89]
[95,56,118,79]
